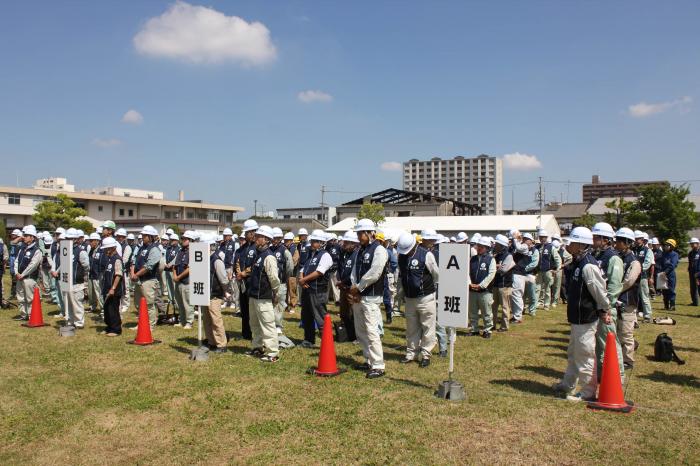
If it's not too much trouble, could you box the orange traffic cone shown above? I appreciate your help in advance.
[128,297,160,346]
[22,287,48,328]
[310,314,344,377]
[588,331,634,413]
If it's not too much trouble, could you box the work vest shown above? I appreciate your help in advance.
[469,252,494,291]
[354,241,387,297]
[134,242,158,281]
[325,243,341,272]
[338,248,358,287]
[688,249,700,272]
[512,250,530,276]
[17,242,39,280]
[398,245,435,298]
[636,246,651,278]
[89,246,102,280]
[247,247,273,299]
[493,249,514,288]
[101,254,124,298]
[210,253,225,299]
[174,247,190,285]
[528,247,539,275]
[303,248,331,294]
[73,244,85,284]
[9,241,20,259]
[537,243,555,271]
[273,244,289,283]
[595,247,617,281]
[0,243,4,275]
[618,250,639,306]
[566,251,600,325]
[222,240,235,268]
[297,242,311,273]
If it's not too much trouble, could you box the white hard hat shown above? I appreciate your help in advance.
[522,233,533,241]
[100,237,119,249]
[615,227,635,242]
[169,233,180,241]
[58,233,66,240]
[77,230,85,238]
[688,237,700,244]
[11,229,22,237]
[477,236,492,247]
[162,234,170,241]
[54,227,66,234]
[127,233,135,240]
[438,235,450,244]
[327,232,337,241]
[592,222,615,238]
[651,237,659,245]
[242,219,259,232]
[166,228,175,235]
[342,231,359,243]
[470,232,482,243]
[137,234,142,239]
[633,230,645,239]
[43,236,54,245]
[271,227,283,238]
[256,225,274,239]
[283,232,294,240]
[216,234,224,242]
[232,234,238,239]
[354,219,376,232]
[396,232,417,255]
[642,232,649,241]
[65,228,79,239]
[182,230,198,240]
[96,226,103,234]
[552,239,561,249]
[537,228,549,238]
[420,229,439,240]
[456,232,468,243]
[494,234,509,247]
[140,225,158,236]
[223,227,233,236]
[570,226,594,245]
[449,236,457,242]
[22,225,38,237]
[297,228,309,236]
[309,229,327,241]
[200,233,216,245]
[89,232,101,241]
[115,228,127,237]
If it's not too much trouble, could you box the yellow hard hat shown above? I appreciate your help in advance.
[665,239,677,248]
[375,232,385,241]
[416,234,423,243]
[294,236,300,243]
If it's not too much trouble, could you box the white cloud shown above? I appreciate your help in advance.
[133,1,277,66]
[121,109,143,125]
[627,96,692,118]
[297,90,333,103]
[380,161,402,172]
[502,152,542,171]
[92,138,122,148]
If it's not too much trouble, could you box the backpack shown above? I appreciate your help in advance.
[654,333,685,365]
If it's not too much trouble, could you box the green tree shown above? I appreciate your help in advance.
[0,221,8,247]
[167,224,181,236]
[32,194,94,233]
[356,202,385,226]
[573,212,597,229]
[603,197,638,229]
[632,184,698,253]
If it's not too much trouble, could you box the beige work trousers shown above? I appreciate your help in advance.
[405,293,437,360]
[249,298,279,357]
[352,296,385,370]
[134,279,159,328]
[203,298,227,348]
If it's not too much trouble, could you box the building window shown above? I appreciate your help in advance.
[128,209,134,217]
[124,193,130,197]
[283,215,290,219]
[98,205,103,212]
[187,211,194,220]
[119,208,125,216]
[8,193,20,205]
[164,211,172,219]
[317,214,323,220]
[207,211,220,222]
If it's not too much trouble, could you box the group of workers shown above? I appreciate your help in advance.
[1,218,694,386]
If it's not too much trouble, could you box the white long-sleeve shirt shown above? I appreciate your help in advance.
[351,243,388,293]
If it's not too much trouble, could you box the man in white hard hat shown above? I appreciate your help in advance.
[172,231,197,329]
[0,234,9,306]
[87,232,104,314]
[614,228,641,370]
[234,219,260,340]
[535,229,561,311]
[8,229,24,299]
[551,234,571,307]
[196,234,229,352]
[271,227,293,335]
[163,233,181,321]
[650,238,662,300]
[396,231,438,366]
[298,230,333,348]
[64,228,91,328]
[337,230,360,341]
[687,237,700,306]
[325,232,342,306]
[468,236,497,338]
[633,231,654,319]
[421,229,447,357]
[131,225,162,328]
[101,220,121,256]
[100,237,124,336]
[283,232,298,313]
[348,219,388,379]
[115,228,132,313]
[245,226,281,362]
[520,233,540,317]
[507,230,531,324]
[492,234,514,332]
[218,227,237,309]
[12,226,43,321]
[553,227,611,402]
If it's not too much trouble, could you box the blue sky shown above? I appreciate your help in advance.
[1,1,699,216]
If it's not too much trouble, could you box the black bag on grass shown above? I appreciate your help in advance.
[654,333,685,365]
[334,322,348,343]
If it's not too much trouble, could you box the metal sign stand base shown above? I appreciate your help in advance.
[190,305,209,362]
[434,327,467,401]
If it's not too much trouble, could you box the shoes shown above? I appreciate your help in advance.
[419,359,431,368]
[496,327,508,333]
[467,331,480,337]
[300,340,315,348]
[99,330,107,335]
[173,323,182,327]
[399,358,414,364]
[353,362,370,371]
[551,382,570,393]
[438,350,447,358]
[482,331,492,339]
[566,392,595,403]
[366,369,385,379]
[386,317,393,324]
[12,315,27,321]
[633,321,639,329]
[183,323,193,329]
[260,355,279,363]
[245,348,264,357]
[106,333,119,337]
[623,362,634,371]
[642,318,652,323]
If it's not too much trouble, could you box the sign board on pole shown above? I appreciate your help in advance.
[59,239,73,293]
[189,242,210,306]
[436,243,470,329]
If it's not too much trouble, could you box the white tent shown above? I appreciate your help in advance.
[328,215,561,238]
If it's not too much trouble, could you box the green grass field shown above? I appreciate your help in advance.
[1,272,698,465]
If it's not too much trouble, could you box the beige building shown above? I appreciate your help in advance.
[1,178,243,234]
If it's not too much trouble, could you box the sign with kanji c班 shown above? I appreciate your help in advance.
[437,243,470,328]
[188,242,210,306]
[59,239,73,293]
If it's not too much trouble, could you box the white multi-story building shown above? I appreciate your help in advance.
[403,154,503,215]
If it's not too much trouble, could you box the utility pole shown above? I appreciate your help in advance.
[320,185,326,208]
[535,177,544,228]
[254,199,258,218]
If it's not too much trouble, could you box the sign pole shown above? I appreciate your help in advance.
[58,240,76,337]
[448,327,455,382]
[188,242,211,361]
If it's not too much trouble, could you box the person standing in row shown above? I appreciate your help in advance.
[271,228,293,335]
[298,230,333,348]
[65,228,90,329]
[659,239,679,311]
[337,230,359,342]
[634,231,654,319]
[613,228,641,370]
[100,237,124,336]
[468,236,496,338]
[87,232,103,313]
[325,234,341,306]
[115,229,132,313]
[219,228,237,309]
[164,233,181,319]
[235,219,259,341]
[202,234,229,353]
[13,226,42,321]
[349,219,388,379]
[492,234,514,332]
[522,233,540,316]
[283,232,298,313]
[687,237,700,306]
[173,231,196,329]
[131,226,162,328]
[246,226,280,362]
[397,232,438,367]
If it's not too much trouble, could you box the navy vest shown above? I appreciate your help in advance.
[618,250,639,306]
[470,253,494,291]
[398,245,435,298]
[17,242,39,280]
[297,242,311,271]
[566,252,600,325]
[303,248,331,294]
[512,251,530,275]
[493,249,514,288]
[595,247,617,280]
[538,243,555,271]
[273,244,289,283]
[636,246,650,278]
[9,241,20,258]
[338,248,358,286]
[210,253,225,299]
[248,247,273,299]
[325,243,341,271]
[73,244,85,284]
[0,243,4,275]
[134,242,158,281]
[355,241,387,297]
[89,247,103,280]
[174,247,190,285]
[101,254,124,298]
